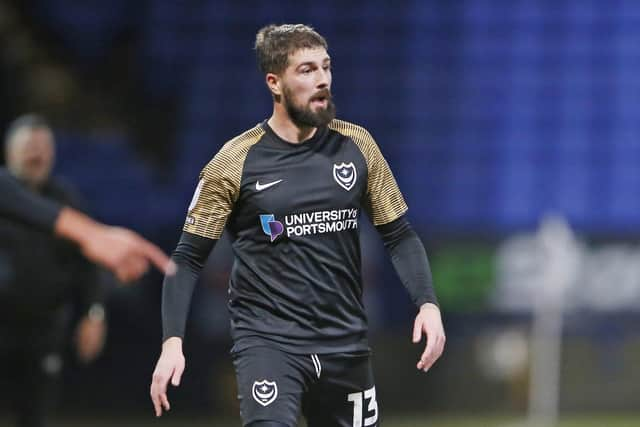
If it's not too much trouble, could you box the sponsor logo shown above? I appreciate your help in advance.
[256,179,283,192]
[260,214,284,242]
[333,162,357,191]
[259,209,359,241]
[285,209,358,237]
[252,380,278,406]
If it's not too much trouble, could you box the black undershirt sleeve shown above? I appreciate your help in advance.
[0,168,61,231]
[162,231,216,341]
[376,215,438,308]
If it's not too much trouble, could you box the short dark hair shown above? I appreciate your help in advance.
[255,24,328,75]
[4,113,51,147]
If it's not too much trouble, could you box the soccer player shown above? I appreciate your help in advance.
[151,24,445,426]
[0,116,173,283]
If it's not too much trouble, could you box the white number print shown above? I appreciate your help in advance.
[364,387,378,426]
[347,386,379,427]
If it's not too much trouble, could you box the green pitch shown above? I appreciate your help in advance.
[28,414,640,427]
[382,415,640,427]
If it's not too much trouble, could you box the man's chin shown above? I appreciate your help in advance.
[286,101,336,128]
[309,113,334,127]
[310,107,329,118]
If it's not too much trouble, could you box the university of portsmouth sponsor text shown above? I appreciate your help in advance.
[284,209,358,237]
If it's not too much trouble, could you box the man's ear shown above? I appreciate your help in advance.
[266,73,281,97]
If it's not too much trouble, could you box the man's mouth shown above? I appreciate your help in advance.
[310,94,329,108]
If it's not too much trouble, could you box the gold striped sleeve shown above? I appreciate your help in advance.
[329,119,408,226]
[183,125,265,239]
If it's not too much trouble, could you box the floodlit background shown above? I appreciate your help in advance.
[2,1,640,426]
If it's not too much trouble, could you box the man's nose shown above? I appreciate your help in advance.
[316,69,330,88]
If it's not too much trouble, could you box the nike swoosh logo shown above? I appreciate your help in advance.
[255,179,283,191]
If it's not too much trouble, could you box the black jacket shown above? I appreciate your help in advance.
[0,177,102,321]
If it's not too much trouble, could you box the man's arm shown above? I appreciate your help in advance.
[377,216,445,372]
[151,231,216,417]
[74,264,110,363]
[0,169,61,230]
[162,232,216,340]
[55,207,173,282]
[349,128,445,373]
[149,141,244,417]
[1,169,173,282]
[377,216,437,307]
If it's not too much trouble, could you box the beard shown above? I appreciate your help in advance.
[282,86,336,128]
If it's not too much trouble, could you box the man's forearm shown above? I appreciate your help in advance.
[162,257,201,340]
[162,232,216,341]
[377,216,438,307]
[54,206,101,245]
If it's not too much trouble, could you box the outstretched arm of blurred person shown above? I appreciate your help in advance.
[55,207,174,283]
[151,231,215,417]
[377,216,446,373]
[0,169,174,282]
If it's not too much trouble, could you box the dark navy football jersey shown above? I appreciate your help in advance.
[184,119,407,354]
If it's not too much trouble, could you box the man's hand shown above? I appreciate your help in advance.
[412,303,445,372]
[150,337,185,417]
[81,225,174,283]
[55,207,175,283]
[75,313,107,363]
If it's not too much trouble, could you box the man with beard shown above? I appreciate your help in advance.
[0,114,108,427]
[0,167,173,284]
[0,115,173,284]
[150,24,445,427]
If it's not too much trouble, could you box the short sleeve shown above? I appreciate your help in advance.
[362,139,408,226]
[183,157,238,239]
[327,120,408,226]
[182,125,265,239]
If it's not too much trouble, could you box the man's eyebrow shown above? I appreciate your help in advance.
[296,57,331,69]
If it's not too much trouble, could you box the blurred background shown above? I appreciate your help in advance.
[1,0,640,426]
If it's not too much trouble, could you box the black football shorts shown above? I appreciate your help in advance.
[232,346,380,427]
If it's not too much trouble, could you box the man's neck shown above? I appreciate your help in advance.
[267,108,316,144]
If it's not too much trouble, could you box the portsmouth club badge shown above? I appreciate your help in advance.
[333,162,357,191]
[252,379,278,406]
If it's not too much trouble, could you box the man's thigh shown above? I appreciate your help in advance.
[303,352,380,427]
[233,346,315,427]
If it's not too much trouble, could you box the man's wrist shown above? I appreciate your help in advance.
[162,336,183,351]
[419,302,440,312]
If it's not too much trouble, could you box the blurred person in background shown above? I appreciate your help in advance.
[151,24,445,426]
[0,114,107,427]
[0,151,173,283]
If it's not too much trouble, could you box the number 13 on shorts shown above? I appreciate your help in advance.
[347,385,378,427]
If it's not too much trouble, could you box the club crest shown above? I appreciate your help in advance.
[252,379,278,406]
[333,162,357,191]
